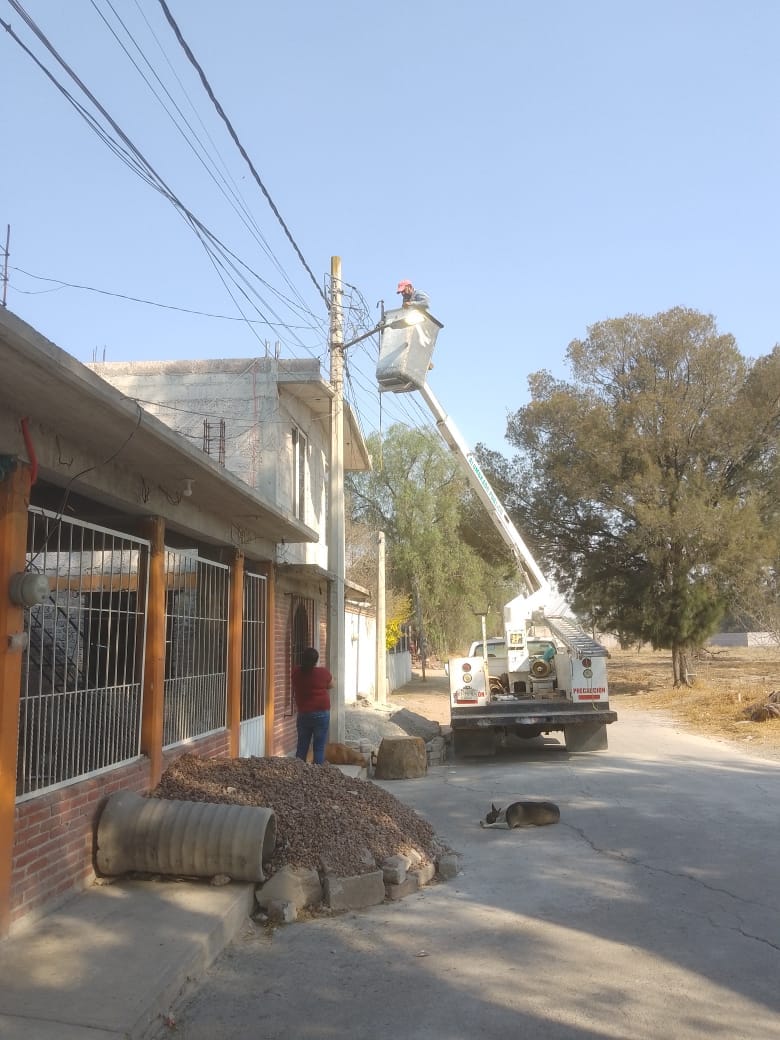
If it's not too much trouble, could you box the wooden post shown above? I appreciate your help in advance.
[260,561,275,755]
[0,462,32,937]
[226,551,244,756]
[140,517,165,788]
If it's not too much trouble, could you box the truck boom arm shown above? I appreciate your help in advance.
[417,381,549,596]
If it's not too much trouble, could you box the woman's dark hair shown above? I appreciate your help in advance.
[301,647,319,671]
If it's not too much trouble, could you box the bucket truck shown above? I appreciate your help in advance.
[376,301,617,754]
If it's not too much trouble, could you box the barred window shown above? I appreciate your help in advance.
[18,508,148,798]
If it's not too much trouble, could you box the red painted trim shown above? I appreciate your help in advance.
[20,418,38,485]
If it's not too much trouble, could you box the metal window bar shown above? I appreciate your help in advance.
[18,508,148,799]
[240,572,267,721]
[163,549,229,747]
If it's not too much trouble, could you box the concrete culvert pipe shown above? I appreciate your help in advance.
[96,790,276,882]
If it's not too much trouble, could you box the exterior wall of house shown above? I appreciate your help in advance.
[90,358,330,572]
[344,604,376,703]
[1,315,371,936]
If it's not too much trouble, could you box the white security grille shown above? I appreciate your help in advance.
[241,572,267,721]
[18,508,149,799]
[163,549,229,746]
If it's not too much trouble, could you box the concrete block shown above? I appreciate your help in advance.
[324,870,386,910]
[385,873,420,901]
[437,853,460,880]
[382,854,411,885]
[385,862,436,901]
[255,865,322,910]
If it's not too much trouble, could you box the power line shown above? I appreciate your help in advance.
[95,0,321,327]
[3,1,325,356]
[156,0,328,309]
[9,266,321,328]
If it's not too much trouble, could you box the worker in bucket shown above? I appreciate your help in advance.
[397,279,430,310]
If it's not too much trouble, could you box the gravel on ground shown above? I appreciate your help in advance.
[152,750,446,880]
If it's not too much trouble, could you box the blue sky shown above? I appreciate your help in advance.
[3,1,779,455]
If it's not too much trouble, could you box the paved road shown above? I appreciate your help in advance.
[163,711,780,1040]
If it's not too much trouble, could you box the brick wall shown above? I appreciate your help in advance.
[10,731,230,933]
[273,591,297,756]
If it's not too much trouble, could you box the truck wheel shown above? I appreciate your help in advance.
[452,730,498,758]
[564,723,608,752]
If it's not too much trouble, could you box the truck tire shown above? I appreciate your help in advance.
[564,722,608,752]
[452,729,498,758]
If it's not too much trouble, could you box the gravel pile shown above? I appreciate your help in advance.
[152,753,443,879]
[345,703,441,747]
[344,705,408,747]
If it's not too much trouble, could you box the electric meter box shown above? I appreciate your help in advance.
[377,307,444,393]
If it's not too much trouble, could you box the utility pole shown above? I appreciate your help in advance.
[376,531,387,703]
[328,256,346,741]
[413,576,426,680]
[1,226,9,308]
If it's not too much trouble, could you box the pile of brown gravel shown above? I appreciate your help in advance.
[152,754,444,879]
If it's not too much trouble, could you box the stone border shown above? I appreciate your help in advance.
[255,848,460,922]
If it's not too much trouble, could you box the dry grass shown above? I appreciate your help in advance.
[609,646,780,760]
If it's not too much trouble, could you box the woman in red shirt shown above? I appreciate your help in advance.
[291,647,333,764]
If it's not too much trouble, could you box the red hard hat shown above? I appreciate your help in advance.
[396,280,413,293]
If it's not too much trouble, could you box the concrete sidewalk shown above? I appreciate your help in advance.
[0,878,256,1039]
[0,763,368,1040]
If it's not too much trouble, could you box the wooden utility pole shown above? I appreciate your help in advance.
[328,256,346,741]
[413,576,427,680]
[0,462,33,936]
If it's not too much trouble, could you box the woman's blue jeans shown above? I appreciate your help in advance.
[295,710,330,764]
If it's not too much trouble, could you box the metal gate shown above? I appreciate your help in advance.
[163,549,229,747]
[239,571,267,757]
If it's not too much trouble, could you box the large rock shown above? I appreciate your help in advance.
[324,870,386,910]
[374,736,428,779]
[256,865,322,910]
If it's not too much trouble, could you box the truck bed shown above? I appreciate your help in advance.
[450,699,618,730]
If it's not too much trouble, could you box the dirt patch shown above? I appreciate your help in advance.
[609,647,780,761]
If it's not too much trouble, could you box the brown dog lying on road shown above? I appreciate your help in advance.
[480,801,560,828]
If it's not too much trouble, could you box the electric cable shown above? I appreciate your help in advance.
[156,0,328,309]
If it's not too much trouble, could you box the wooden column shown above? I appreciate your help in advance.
[260,561,275,755]
[140,517,165,788]
[0,462,32,937]
[226,551,244,756]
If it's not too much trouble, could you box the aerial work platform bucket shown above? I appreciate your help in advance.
[376,306,444,393]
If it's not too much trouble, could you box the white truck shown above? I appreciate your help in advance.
[377,302,617,755]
